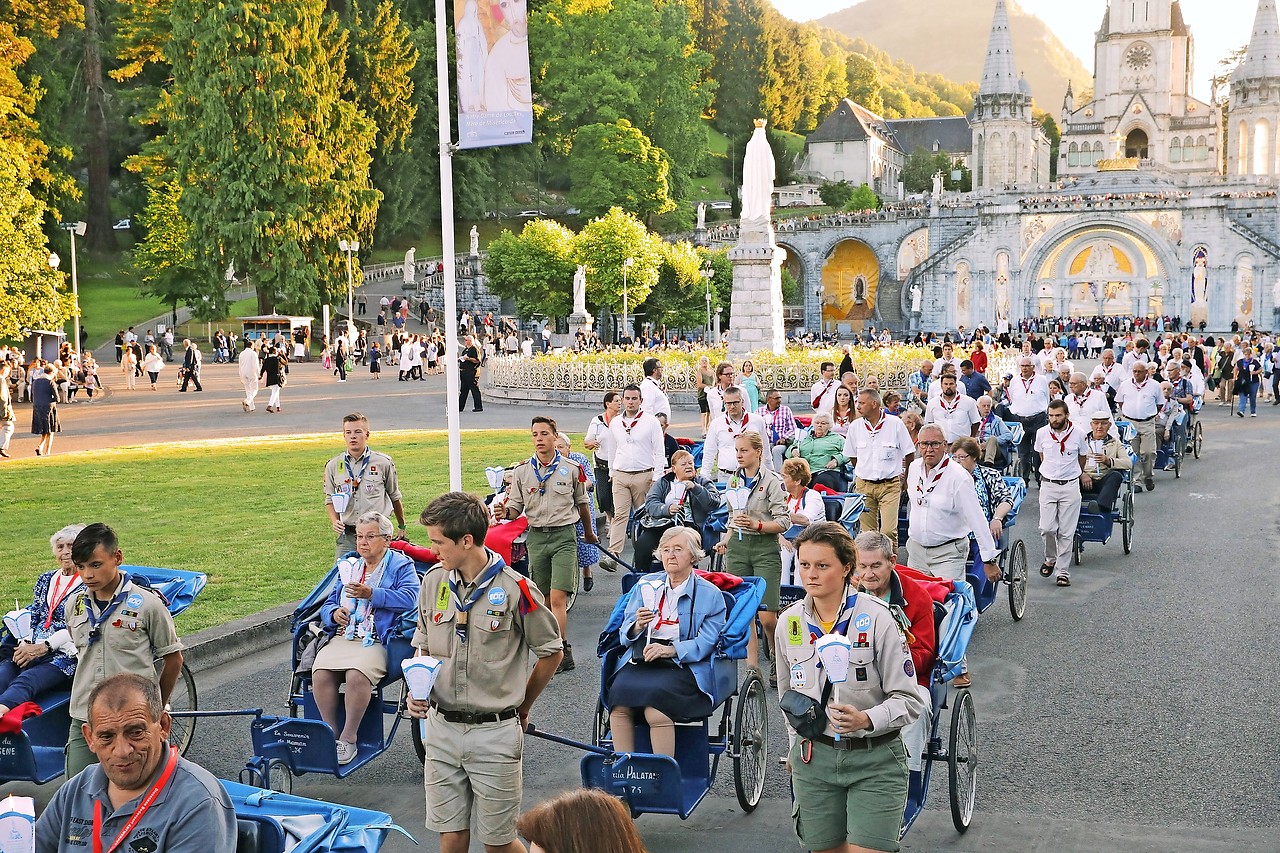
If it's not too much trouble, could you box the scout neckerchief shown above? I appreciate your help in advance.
[85,574,133,648]
[1073,390,1093,409]
[619,412,643,437]
[447,561,505,642]
[733,468,759,491]
[343,449,371,490]
[862,414,885,439]
[45,572,82,630]
[938,393,960,415]
[724,413,749,438]
[812,380,834,409]
[914,457,950,506]
[787,489,810,516]
[530,451,561,495]
[833,407,852,428]
[93,745,178,853]
[804,589,858,644]
[1049,424,1074,456]
[346,550,389,645]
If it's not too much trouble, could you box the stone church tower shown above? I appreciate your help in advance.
[970,0,1050,189]
[1228,0,1280,177]
[1060,0,1220,176]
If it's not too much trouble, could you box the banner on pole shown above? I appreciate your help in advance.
[455,0,533,149]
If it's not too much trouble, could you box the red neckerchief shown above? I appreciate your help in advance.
[914,457,950,505]
[45,572,81,630]
[939,394,960,414]
[1049,424,1074,455]
[1132,379,1148,393]
[833,407,852,426]
[724,414,748,436]
[787,489,810,514]
[620,413,643,435]
[653,589,680,631]
[1072,391,1093,408]
[812,380,834,409]
[863,415,884,437]
[93,746,179,853]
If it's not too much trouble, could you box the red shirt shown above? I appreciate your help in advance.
[971,350,988,374]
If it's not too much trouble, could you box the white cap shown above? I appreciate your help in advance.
[1089,409,1112,421]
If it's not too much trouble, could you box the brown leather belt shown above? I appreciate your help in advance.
[810,731,899,751]
[429,703,518,725]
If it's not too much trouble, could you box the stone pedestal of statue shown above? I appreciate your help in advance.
[694,226,709,247]
[727,218,785,360]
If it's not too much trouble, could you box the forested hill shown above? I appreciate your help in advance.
[815,0,1090,110]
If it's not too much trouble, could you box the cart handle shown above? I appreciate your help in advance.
[597,547,638,575]
[167,708,264,719]
[524,724,616,757]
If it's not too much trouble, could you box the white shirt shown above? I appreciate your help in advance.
[930,356,960,377]
[843,415,914,481]
[926,378,944,403]
[1005,374,1050,418]
[1091,362,1127,391]
[1116,377,1163,420]
[640,376,671,419]
[1034,423,1088,481]
[1065,388,1107,433]
[786,488,827,527]
[809,379,838,415]
[905,458,998,562]
[584,414,615,464]
[237,347,260,381]
[706,383,743,418]
[608,411,666,482]
[924,393,980,442]
[701,412,771,477]
[1122,351,1150,373]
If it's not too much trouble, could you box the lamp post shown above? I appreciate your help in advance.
[339,239,360,344]
[621,257,634,343]
[701,265,715,343]
[60,221,86,351]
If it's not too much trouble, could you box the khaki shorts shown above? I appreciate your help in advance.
[790,735,909,852]
[725,532,783,610]
[527,525,578,594]
[423,712,524,845]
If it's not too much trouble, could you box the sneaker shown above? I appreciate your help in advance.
[335,740,357,766]
[1163,461,1176,471]
[1251,413,1258,417]
[1236,410,1245,418]
[556,642,576,674]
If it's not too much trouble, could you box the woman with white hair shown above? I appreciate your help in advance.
[606,526,727,758]
[0,524,85,716]
[313,511,420,765]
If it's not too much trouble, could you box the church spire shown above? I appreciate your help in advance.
[980,0,1020,96]
[1235,0,1280,82]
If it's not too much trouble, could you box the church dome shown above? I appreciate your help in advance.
[1018,73,1033,98]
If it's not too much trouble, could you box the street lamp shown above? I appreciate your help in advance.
[621,257,634,343]
[701,265,715,343]
[60,222,86,351]
[339,238,360,343]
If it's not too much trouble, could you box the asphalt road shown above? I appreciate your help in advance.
[3,365,1278,851]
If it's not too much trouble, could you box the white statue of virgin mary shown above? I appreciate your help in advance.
[740,119,775,223]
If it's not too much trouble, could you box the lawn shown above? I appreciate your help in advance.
[0,430,542,634]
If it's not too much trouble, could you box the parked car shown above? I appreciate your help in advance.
[113,218,132,230]
[708,201,732,211]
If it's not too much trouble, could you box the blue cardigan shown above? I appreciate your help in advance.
[612,572,727,703]
[320,549,420,647]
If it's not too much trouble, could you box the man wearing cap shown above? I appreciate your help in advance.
[35,673,236,853]
[325,413,407,560]
[1115,361,1163,492]
[1035,400,1090,587]
[1080,409,1132,515]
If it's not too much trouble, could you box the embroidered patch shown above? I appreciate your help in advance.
[488,587,507,606]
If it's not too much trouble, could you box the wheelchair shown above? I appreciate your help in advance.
[1072,423,1138,564]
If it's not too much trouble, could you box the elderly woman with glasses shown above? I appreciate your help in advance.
[789,413,849,492]
[313,511,420,765]
[949,437,1014,545]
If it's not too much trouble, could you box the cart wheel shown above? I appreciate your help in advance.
[287,674,303,719]
[566,565,579,613]
[732,669,768,812]
[1072,534,1082,566]
[1121,491,1134,555]
[1173,450,1181,478]
[1007,539,1028,622]
[592,698,610,748]
[1192,422,1203,459]
[267,758,293,794]
[160,660,198,756]
[948,688,977,832]
[238,765,266,789]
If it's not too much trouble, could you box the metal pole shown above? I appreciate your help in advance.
[345,246,355,342]
[437,0,462,490]
[622,265,628,343]
[70,229,80,352]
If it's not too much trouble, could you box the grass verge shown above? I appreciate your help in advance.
[0,430,542,633]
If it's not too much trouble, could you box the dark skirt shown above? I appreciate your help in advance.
[608,659,711,722]
[32,404,60,436]
[370,358,381,374]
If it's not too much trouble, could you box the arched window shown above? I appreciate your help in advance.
[1093,141,1104,165]
[1238,122,1249,174]
[1255,119,1271,175]
[1010,132,1020,183]
[1196,135,1208,161]
[1068,141,1079,167]
[1125,128,1149,159]
[1170,137,1182,163]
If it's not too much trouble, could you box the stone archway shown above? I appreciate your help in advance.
[1030,225,1171,319]
[821,239,880,335]
[776,241,807,330]
[1125,128,1150,160]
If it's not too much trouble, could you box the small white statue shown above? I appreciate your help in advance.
[403,247,416,284]
[572,265,587,316]
[469,226,480,256]
[932,171,944,199]
[910,283,922,313]
[740,119,775,223]
[696,202,707,230]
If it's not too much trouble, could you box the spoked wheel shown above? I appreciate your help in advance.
[1006,539,1028,622]
[160,660,198,755]
[948,688,978,832]
[1173,448,1181,478]
[1121,490,1134,555]
[267,758,293,794]
[592,698,610,748]
[1192,422,1204,459]
[732,669,768,812]
[1072,534,1082,566]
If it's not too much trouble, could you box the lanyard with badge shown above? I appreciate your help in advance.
[85,575,133,648]
[530,452,561,495]
[92,745,178,853]
[445,562,504,643]
[344,451,371,488]
[914,457,949,506]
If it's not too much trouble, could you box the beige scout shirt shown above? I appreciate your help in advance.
[323,449,402,526]
[66,574,183,721]
[733,467,791,536]
[412,553,562,714]
[774,591,924,740]
[505,455,589,528]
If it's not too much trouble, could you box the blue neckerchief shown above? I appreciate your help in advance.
[805,590,859,646]
[530,452,561,495]
[85,573,132,648]
[448,561,505,643]
[735,469,758,491]
[343,450,371,487]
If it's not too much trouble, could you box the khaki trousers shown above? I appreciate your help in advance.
[609,469,652,556]
[855,477,903,547]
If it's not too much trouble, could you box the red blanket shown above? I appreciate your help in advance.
[694,570,744,590]
[390,517,530,568]
[895,565,955,602]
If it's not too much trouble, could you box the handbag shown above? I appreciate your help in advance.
[779,675,835,740]
[294,621,332,675]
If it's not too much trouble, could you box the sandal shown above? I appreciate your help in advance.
[1055,575,1071,587]
[582,574,594,592]
[1039,562,1054,577]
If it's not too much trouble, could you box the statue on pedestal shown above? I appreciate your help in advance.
[403,247,416,284]
[572,265,587,317]
[931,171,944,200]
[740,119,775,223]
[696,202,707,230]
[469,226,480,257]
[910,283,922,314]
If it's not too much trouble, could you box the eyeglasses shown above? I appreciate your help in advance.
[355,534,388,542]
[952,453,972,461]
[918,441,946,448]
[719,370,734,376]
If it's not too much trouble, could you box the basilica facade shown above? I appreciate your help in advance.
[786,0,1280,335]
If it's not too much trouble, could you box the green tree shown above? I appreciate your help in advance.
[845,52,884,114]
[819,180,855,208]
[710,0,766,135]
[573,207,665,315]
[1037,112,1061,181]
[482,219,578,319]
[901,147,937,194]
[163,0,379,314]
[848,183,879,212]
[0,141,76,340]
[569,120,675,222]
[131,178,213,320]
